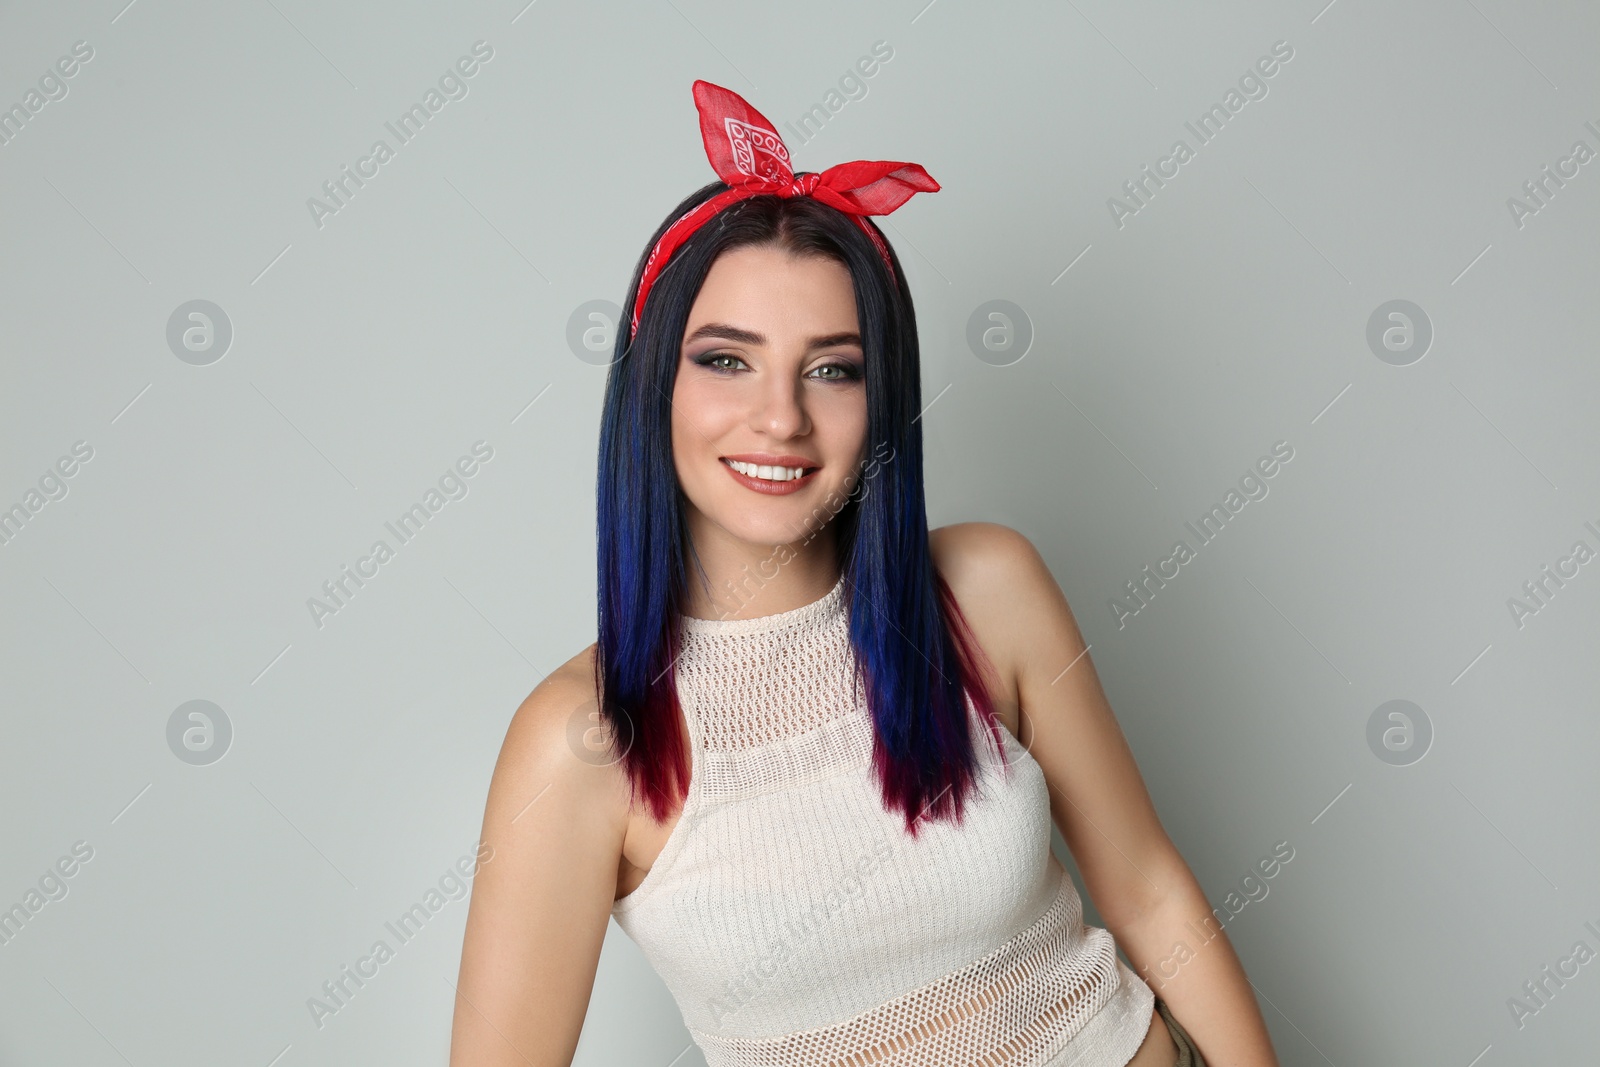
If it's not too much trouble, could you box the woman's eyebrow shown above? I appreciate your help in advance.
[684,323,862,351]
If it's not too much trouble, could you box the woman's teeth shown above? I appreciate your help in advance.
[726,459,808,482]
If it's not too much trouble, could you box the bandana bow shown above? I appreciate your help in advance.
[627,79,939,340]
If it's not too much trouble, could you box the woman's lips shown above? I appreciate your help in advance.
[719,458,820,496]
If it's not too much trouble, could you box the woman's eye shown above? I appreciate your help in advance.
[811,362,862,382]
[693,352,746,372]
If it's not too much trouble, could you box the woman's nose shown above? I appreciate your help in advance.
[752,373,809,437]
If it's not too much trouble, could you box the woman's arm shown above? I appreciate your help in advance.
[931,522,1280,1066]
[449,649,628,1066]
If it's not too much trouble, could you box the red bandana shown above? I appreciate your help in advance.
[627,79,939,341]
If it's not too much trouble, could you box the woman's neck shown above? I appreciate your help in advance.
[679,525,842,623]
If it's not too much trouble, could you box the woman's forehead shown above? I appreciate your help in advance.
[688,248,859,339]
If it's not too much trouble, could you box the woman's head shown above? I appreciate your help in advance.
[601,184,920,593]
[595,178,1003,836]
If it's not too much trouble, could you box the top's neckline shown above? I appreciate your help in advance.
[679,572,847,636]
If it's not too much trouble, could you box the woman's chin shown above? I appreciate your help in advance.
[709,507,831,550]
[683,478,856,549]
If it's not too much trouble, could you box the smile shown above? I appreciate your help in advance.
[724,459,810,481]
[720,457,821,496]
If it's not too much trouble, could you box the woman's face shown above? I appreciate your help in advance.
[671,242,870,553]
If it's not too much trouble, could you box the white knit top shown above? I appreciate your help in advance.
[610,573,1156,1067]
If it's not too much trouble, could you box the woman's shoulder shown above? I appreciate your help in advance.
[521,642,600,715]
[928,523,1061,721]
[517,642,602,736]
[929,521,1046,593]
[491,642,623,815]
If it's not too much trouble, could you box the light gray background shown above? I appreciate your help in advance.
[2,0,1596,1064]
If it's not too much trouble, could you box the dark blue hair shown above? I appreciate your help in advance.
[595,180,1006,837]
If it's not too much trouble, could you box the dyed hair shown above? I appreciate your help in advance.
[595,179,1007,837]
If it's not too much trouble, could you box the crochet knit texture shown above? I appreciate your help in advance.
[611,573,1156,1066]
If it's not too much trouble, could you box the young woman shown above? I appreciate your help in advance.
[450,81,1280,1067]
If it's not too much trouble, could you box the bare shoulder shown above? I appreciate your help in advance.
[929,521,1045,589]
[517,641,600,724]
[492,642,624,819]
[932,518,1092,655]
[929,522,1065,628]
[929,523,1068,731]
